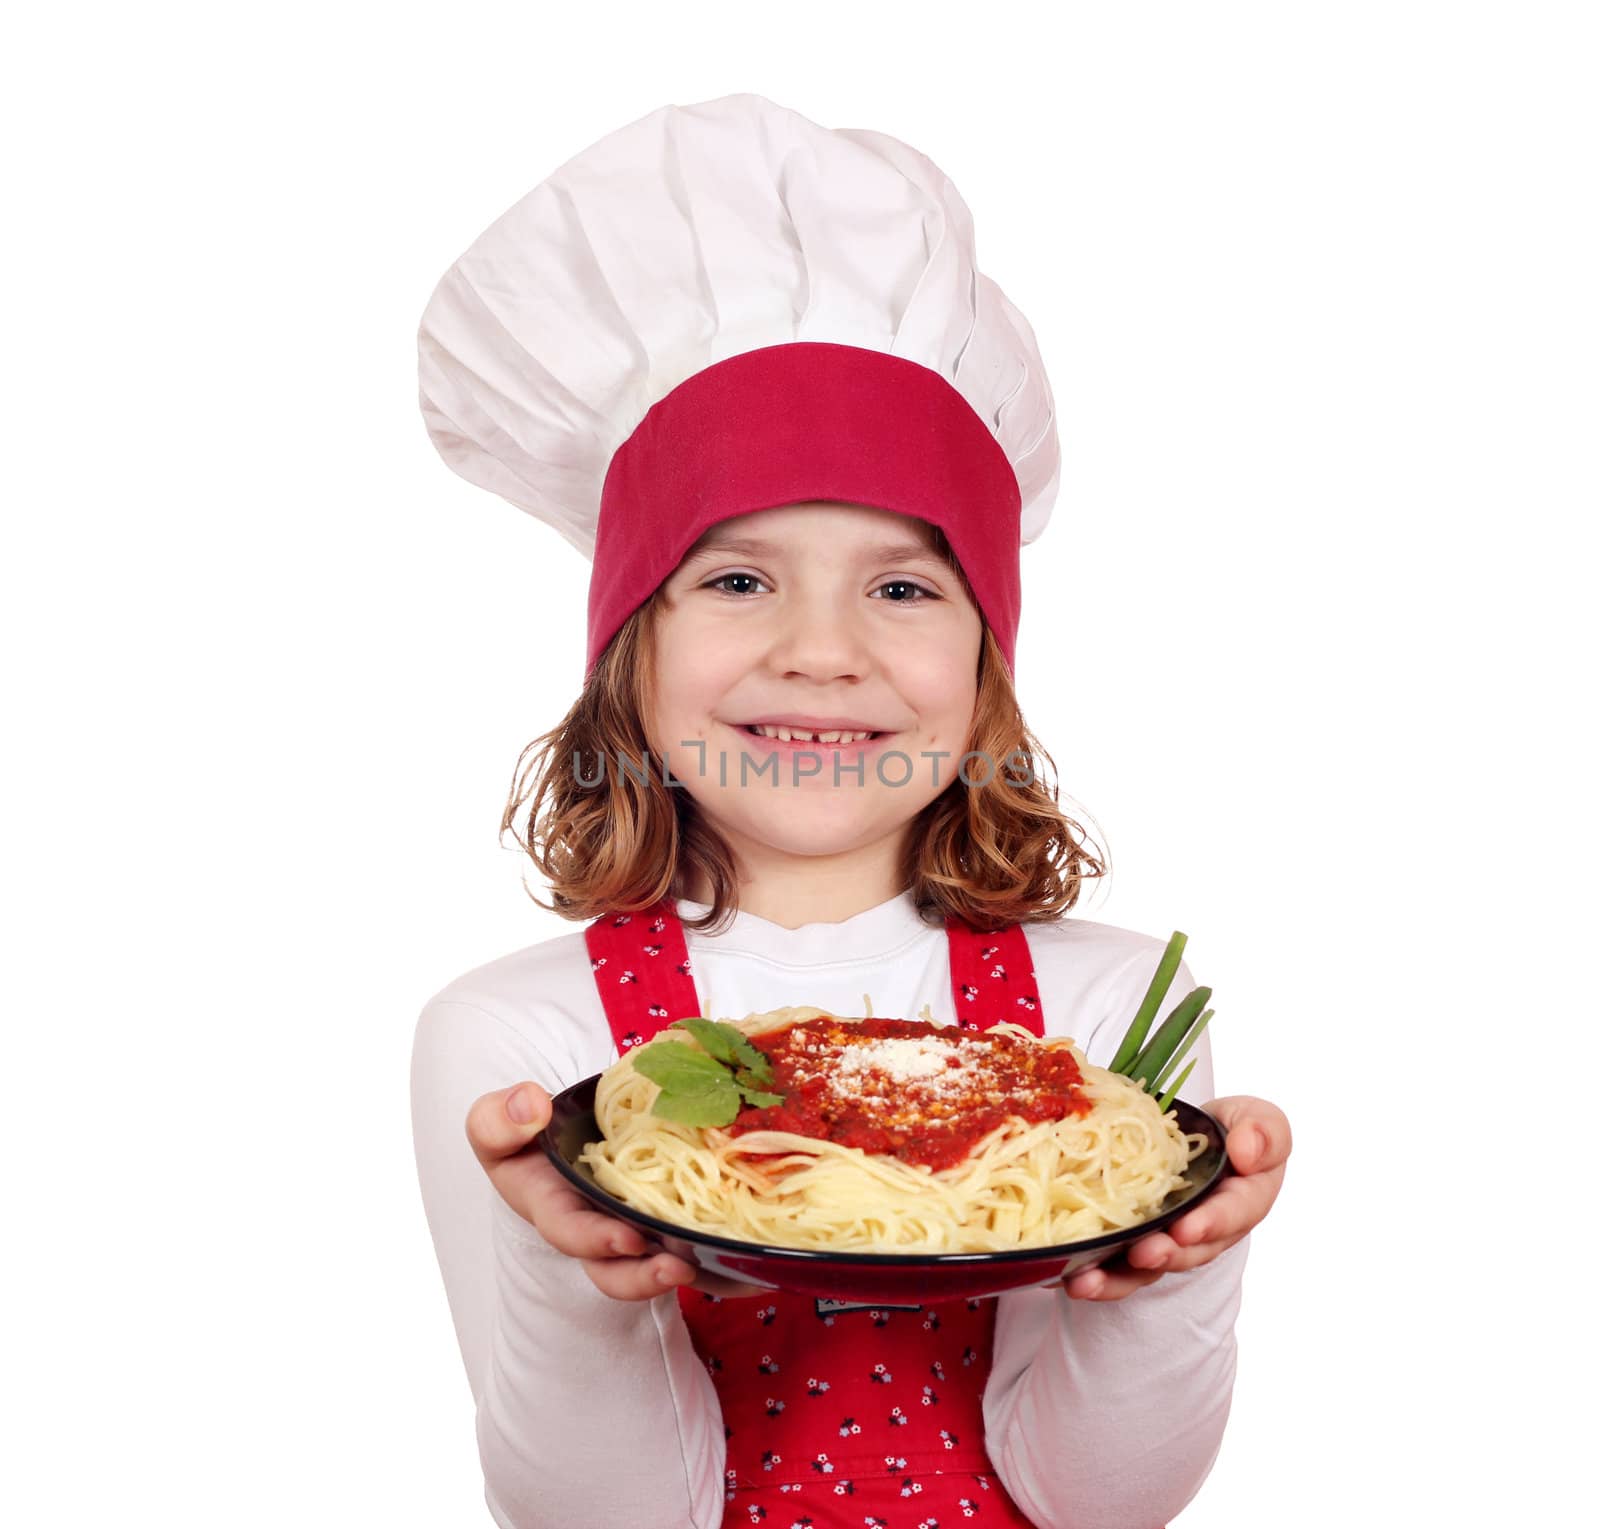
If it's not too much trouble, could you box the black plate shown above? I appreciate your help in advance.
[537,1074,1231,1302]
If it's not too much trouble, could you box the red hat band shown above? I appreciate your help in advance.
[587,341,1023,680]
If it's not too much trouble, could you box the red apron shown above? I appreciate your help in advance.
[585,901,1048,1528]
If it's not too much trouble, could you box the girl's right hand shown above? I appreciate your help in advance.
[465,1081,766,1302]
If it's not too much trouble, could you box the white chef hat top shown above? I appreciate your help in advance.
[417,91,1060,679]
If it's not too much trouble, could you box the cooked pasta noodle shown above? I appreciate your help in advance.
[577,1007,1206,1253]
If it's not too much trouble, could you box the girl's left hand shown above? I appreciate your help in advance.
[1061,1094,1292,1301]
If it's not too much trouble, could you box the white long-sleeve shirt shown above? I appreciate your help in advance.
[410,891,1248,1529]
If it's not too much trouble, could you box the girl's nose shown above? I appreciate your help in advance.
[760,590,874,682]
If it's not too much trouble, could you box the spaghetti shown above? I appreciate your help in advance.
[578,1007,1207,1254]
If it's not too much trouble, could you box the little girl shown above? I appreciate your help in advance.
[411,93,1291,1529]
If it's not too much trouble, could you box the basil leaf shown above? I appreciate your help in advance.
[735,1048,774,1087]
[736,1087,785,1109]
[670,1017,742,1063]
[649,1075,741,1127]
[727,1033,774,1084]
[634,1025,786,1125]
[671,1018,774,1085]
[631,1043,730,1091]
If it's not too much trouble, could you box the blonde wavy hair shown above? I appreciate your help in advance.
[501,527,1107,936]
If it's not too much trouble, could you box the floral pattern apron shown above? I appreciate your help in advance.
[585,900,1049,1528]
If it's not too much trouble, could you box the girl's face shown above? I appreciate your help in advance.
[647,502,984,874]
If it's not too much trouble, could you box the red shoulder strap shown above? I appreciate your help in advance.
[584,902,1046,1055]
[944,916,1045,1037]
[583,901,703,1056]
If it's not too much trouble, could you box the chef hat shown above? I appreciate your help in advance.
[418,92,1060,680]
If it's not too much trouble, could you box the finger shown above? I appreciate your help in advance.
[1205,1096,1294,1174]
[1063,1263,1165,1301]
[584,1253,765,1302]
[689,1271,770,1300]
[1159,1229,1246,1275]
[583,1251,699,1302]
[1167,1166,1282,1247]
[465,1082,552,1168]
[1124,1231,1181,1271]
[516,1156,653,1261]
[462,1086,654,1258]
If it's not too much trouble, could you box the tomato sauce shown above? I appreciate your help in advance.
[726,1015,1091,1171]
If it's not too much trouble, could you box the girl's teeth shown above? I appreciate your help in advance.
[749,724,875,743]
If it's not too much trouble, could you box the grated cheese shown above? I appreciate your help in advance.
[835,1036,954,1082]
[802,1034,999,1103]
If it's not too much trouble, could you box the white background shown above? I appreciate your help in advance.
[5,2,1594,1524]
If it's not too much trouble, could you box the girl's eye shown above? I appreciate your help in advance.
[872,579,938,604]
[701,573,940,602]
[704,572,769,597]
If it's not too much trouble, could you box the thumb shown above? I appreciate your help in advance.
[465,1082,552,1168]
[1205,1094,1291,1175]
